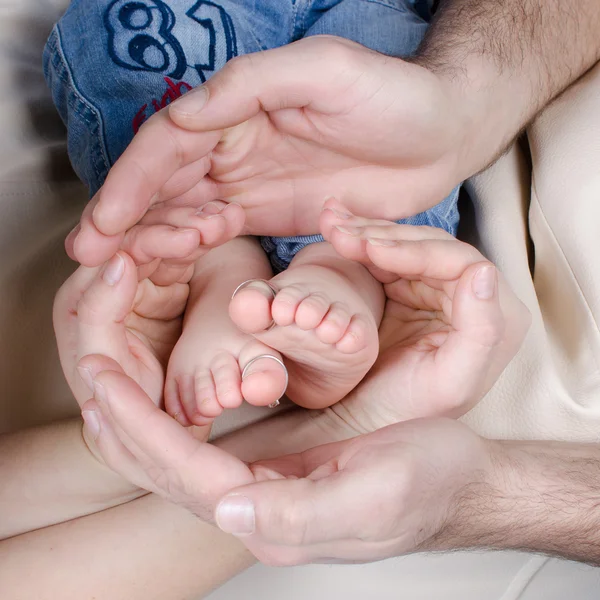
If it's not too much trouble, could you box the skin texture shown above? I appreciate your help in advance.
[68,1,600,268]
[4,0,600,595]
[49,212,531,570]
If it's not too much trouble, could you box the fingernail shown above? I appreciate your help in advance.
[170,85,209,116]
[330,208,352,219]
[77,366,94,391]
[177,228,200,237]
[335,225,363,236]
[472,265,497,300]
[82,410,100,439]
[196,201,222,215]
[93,380,107,404]
[367,237,397,247]
[216,495,256,536]
[102,253,125,286]
[68,222,81,239]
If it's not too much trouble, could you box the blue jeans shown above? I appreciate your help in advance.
[43,0,459,271]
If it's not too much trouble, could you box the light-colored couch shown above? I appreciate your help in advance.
[1,1,599,597]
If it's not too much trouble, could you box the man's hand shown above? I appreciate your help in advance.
[71,36,469,267]
[215,417,492,565]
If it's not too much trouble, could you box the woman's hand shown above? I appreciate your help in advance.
[54,252,190,409]
[319,200,532,429]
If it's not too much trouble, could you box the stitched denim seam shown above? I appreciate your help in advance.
[51,25,111,182]
[362,0,409,14]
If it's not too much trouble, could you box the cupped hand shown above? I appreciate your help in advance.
[71,36,470,267]
[215,417,493,565]
[318,200,532,429]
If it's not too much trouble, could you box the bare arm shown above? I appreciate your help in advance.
[0,408,349,599]
[0,419,142,540]
[419,0,600,173]
[0,494,253,600]
[440,438,600,564]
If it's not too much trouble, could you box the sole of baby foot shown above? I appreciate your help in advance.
[229,273,379,409]
[166,337,288,427]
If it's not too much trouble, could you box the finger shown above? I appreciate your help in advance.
[65,222,80,261]
[132,277,189,321]
[76,252,138,361]
[215,468,368,545]
[435,263,508,413]
[155,155,213,202]
[121,225,201,265]
[73,195,125,267]
[92,369,255,495]
[78,356,157,468]
[148,261,195,286]
[322,224,399,284]
[81,399,160,494]
[141,202,245,246]
[53,263,102,391]
[156,176,219,209]
[169,37,362,131]
[91,110,222,239]
[365,237,484,282]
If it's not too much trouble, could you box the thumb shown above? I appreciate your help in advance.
[76,251,138,362]
[437,262,507,411]
[169,37,353,131]
[453,262,504,346]
[215,465,366,545]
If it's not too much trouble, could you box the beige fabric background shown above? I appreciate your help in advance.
[1,1,599,597]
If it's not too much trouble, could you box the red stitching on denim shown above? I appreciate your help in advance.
[132,77,192,134]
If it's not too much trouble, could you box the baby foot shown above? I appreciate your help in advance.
[229,257,382,409]
[165,237,288,426]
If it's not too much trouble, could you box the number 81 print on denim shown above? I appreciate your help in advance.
[104,0,237,83]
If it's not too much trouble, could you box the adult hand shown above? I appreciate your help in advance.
[71,36,472,266]
[53,250,207,459]
[215,417,492,565]
[78,368,495,566]
[74,212,529,541]
[318,200,531,428]
[54,252,188,408]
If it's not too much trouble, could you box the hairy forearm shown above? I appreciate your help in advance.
[418,0,600,173]
[439,439,600,564]
[0,419,142,539]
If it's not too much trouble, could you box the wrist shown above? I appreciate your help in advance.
[413,0,600,181]
[413,54,525,181]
